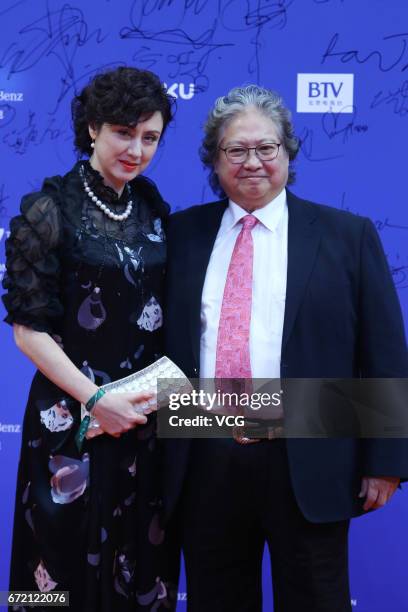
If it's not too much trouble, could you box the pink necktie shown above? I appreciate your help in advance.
[215,214,258,379]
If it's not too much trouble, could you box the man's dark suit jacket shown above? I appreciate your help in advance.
[162,190,408,524]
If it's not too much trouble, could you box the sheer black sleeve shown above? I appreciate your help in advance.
[2,186,64,333]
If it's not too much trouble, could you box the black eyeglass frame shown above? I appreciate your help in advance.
[218,142,282,164]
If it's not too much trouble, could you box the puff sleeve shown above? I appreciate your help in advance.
[2,188,64,333]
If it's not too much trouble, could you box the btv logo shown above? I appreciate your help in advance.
[297,74,354,113]
[309,82,343,98]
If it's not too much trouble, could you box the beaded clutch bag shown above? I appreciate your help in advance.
[82,356,193,438]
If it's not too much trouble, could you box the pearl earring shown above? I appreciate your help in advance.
[91,141,95,149]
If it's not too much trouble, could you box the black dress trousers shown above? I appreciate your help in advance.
[179,438,351,612]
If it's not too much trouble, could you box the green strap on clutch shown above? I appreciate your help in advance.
[75,388,106,452]
[75,414,90,452]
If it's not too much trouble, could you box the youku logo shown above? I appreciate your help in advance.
[297,74,354,113]
[164,83,195,100]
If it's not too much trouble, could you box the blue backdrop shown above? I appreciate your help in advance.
[1,1,407,610]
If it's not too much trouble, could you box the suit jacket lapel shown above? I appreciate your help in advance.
[187,199,228,368]
[282,191,322,351]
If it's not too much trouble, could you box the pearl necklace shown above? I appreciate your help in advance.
[80,165,133,222]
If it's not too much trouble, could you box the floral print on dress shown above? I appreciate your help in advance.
[146,218,165,243]
[77,286,107,330]
[21,483,35,531]
[34,561,58,592]
[128,456,137,477]
[136,297,163,332]
[40,399,73,432]
[80,361,111,386]
[113,549,136,598]
[124,492,137,507]
[124,245,142,267]
[118,552,135,584]
[123,245,143,287]
[120,356,133,370]
[22,482,30,504]
[25,508,34,531]
[115,243,124,262]
[136,578,167,607]
[87,552,100,567]
[49,453,90,504]
[134,344,144,359]
[28,438,42,448]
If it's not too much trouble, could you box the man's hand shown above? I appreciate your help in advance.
[359,476,400,511]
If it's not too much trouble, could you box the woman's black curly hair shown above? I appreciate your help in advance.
[72,66,174,156]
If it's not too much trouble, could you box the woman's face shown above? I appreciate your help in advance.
[88,111,164,194]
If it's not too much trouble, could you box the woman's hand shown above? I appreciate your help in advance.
[88,391,154,438]
[11,325,156,440]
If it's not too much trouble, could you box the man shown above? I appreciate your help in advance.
[162,85,408,611]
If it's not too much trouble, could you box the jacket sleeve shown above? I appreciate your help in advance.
[358,218,408,477]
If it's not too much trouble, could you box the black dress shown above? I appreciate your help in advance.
[2,161,176,611]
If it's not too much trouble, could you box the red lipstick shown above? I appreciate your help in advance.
[119,160,138,172]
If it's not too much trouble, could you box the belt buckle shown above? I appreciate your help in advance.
[232,424,260,445]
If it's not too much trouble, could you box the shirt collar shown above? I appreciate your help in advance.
[223,188,287,233]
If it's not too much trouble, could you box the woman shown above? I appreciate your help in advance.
[2,66,175,610]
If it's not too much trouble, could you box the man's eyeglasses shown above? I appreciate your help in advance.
[219,142,281,164]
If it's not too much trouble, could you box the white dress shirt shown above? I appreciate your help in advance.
[200,189,288,379]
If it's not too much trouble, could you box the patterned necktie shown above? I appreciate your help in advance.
[215,214,258,379]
